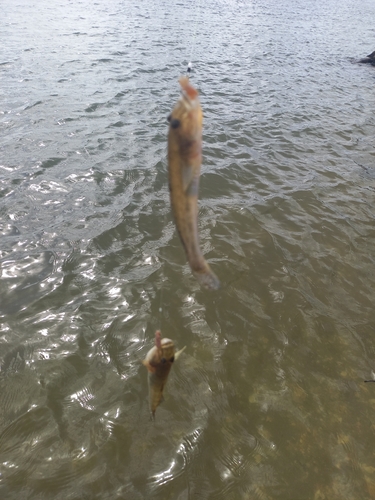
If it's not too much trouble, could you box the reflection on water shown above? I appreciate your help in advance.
[1,0,375,498]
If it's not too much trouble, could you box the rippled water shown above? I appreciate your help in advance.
[1,0,375,498]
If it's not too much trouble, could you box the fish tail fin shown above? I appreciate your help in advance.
[193,262,220,290]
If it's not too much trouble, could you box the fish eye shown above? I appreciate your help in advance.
[170,356,175,363]
[161,357,166,363]
[170,118,181,129]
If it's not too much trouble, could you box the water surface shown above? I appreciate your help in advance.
[1,0,375,498]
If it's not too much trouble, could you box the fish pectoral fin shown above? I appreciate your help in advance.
[181,165,194,193]
[142,359,156,373]
[175,346,186,360]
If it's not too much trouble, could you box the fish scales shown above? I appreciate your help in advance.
[167,76,220,290]
[142,330,185,418]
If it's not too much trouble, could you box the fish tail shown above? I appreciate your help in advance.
[193,262,220,290]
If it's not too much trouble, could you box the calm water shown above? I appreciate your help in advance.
[1,0,375,498]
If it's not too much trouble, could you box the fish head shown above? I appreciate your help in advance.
[168,77,203,140]
[159,338,176,365]
[143,333,178,372]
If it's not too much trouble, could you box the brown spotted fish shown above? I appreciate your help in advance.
[167,76,220,290]
[142,330,186,418]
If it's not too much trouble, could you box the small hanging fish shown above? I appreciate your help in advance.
[167,76,220,290]
[142,330,186,418]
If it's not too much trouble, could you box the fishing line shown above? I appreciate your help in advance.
[159,0,201,317]
[158,242,166,331]
[186,0,202,76]
[157,0,203,333]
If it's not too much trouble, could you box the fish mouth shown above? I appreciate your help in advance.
[160,339,174,348]
[180,92,194,111]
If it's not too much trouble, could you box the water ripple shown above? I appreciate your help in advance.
[1,0,375,498]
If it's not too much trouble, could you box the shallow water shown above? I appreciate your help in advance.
[1,0,375,498]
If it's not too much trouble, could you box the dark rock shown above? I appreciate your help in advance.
[358,50,375,65]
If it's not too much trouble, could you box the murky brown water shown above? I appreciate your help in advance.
[1,0,375,498]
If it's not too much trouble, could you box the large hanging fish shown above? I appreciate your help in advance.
[167,76,220,290]
[142,330,186,418]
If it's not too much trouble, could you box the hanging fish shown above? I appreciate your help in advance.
[142,330,186,418]
[167,76,220,290]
